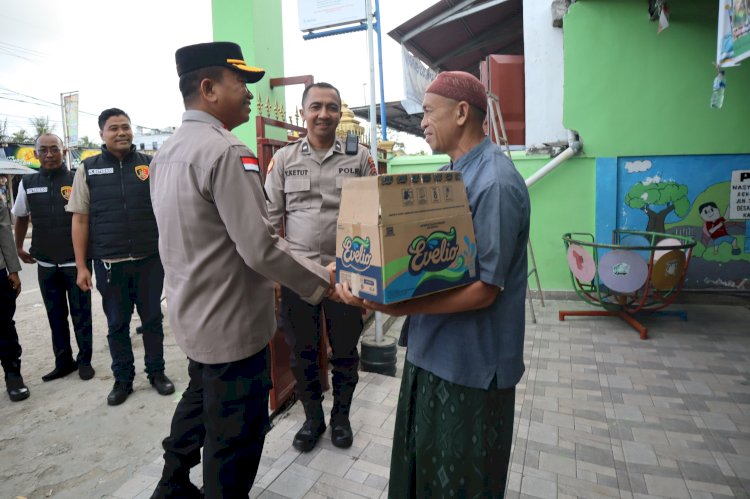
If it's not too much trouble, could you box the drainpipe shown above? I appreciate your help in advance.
[525,130,582,188]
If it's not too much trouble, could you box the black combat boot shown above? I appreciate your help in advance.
[293,401,326,452]
[331,387,354,448]
[3,360,30,402]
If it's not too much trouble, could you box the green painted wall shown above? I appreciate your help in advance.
[212,0,286,147]
[564,0,750,157]
[389,153,597,290]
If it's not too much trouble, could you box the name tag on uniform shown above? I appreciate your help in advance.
[89,167,114,176]
[26,187,48,194]
[241,156,260,173]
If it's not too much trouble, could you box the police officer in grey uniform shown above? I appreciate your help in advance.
[265,82,376,452]
[148,42,339,499]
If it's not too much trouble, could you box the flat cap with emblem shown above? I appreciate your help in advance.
[175,41,265,82]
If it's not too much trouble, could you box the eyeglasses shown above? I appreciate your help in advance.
[37,147,62,156]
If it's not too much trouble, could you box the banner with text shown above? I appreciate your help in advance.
[63,93,79,147]
[401,46,436,115]
[717,0,750,67]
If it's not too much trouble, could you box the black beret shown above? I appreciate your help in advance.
[175,42,265,83]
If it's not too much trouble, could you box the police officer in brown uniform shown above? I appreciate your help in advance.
[265,82,376,452]
[148,42,339,499]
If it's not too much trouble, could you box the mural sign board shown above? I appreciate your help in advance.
[616,155,750,290]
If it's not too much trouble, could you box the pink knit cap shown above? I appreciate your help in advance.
[425,71,487,113]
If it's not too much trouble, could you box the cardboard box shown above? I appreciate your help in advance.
[336,172,478,304]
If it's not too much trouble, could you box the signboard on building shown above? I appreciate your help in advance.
[298,0,367,32]
[729,169,750,219]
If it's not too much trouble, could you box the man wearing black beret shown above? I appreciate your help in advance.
[148,42,339,498]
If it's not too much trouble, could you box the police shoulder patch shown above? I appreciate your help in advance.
[241,156,259,173]
[267,159,275,175]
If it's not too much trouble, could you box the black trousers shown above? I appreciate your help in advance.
[0,267,22,376]
[159,347,271,498]
[37,264,93,368]
[280,286,364,406]
[93,255,165,382]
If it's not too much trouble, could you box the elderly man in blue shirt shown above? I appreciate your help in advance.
[339,70,530,498]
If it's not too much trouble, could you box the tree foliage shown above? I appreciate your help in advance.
[10,129,32,144]
[625,181,690,218]
[77,136,98,148]
[0,118,8,142]
[29,116,56,137]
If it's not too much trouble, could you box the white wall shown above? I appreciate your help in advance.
[523,0,568,149]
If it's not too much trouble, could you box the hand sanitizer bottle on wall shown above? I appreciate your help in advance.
[710,71,725,109]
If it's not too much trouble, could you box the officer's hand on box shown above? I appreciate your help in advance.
[325,262,343,303]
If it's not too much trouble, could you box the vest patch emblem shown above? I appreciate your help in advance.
[61,185,72,201]
[241,156,259,173]
[135,164,150,181]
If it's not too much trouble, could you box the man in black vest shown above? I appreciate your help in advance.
[12,133,94,382]
[68,109,174,406]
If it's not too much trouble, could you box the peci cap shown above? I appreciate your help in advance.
[175,41,265,83]
[425,71,487,113]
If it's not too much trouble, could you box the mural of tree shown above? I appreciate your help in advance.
[625,181,690,233]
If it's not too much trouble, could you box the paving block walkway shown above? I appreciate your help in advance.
[112,300,750,498]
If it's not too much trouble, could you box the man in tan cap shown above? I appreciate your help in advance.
[148,41,339,499]
[338,70,530,498]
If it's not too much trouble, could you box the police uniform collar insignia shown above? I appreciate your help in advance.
[301,141,310,154]
[334,141,342,153]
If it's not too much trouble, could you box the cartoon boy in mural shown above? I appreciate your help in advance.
[699,201,742,255]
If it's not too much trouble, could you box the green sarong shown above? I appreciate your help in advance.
[388,360,515,499]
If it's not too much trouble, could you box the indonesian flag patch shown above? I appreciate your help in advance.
[241,156,260,173]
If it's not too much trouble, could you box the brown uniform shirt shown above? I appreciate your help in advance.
[264,136,375,265]
[149,111,330,364]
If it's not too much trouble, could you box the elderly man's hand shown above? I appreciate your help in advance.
[335,282,409,316]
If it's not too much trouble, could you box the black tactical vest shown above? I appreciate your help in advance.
[83,147,159,259]
[22,167,76,264]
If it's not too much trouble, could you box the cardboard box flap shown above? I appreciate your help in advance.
[378,172,470,224]
[339,177,380,225]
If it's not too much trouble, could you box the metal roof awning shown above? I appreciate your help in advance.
[350,102,425,137]
[388,0,523,75]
